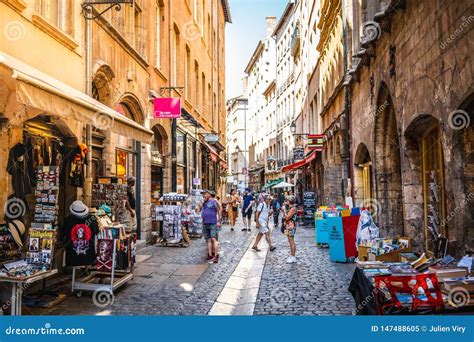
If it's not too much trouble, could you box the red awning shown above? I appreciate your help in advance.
[281,151,317,173]
[201,139,226,165]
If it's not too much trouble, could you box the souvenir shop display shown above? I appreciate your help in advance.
[152,193,190,247]
[0,223,22,261]
[349,253,474,315]
[91,183,128,221]
[184,190,204,238]
[26,228,55,271]
[71,220,134,297]
[33,166,60,225]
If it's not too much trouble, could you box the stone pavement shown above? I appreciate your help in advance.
[26,218,356,316]
[253,222,356,315]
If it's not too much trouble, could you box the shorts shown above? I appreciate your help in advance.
[284,226,296,237]
[203,224,219,240]
[258,221,269,234]
[242,208,253,219]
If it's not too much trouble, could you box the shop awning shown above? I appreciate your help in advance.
[200,139,226,165]
[0,52,153,144]
[262,179,283,189]
[281,151,317,173]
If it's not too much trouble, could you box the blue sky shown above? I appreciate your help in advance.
[225,0,288,100]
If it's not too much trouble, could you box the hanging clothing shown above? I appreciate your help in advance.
[6,143,33,198]
[25,137,37,187]
[62,214,99,266]
[69,144,88,188]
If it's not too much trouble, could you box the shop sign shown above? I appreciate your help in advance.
[293,148,305,161]
[153,98,181,119]
[204,134,219,143]
[307,134,325,151]
[193,178,201,186]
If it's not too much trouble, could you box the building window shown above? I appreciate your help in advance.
[195,61,199,109]
[171,28,178,85]
[38,0,73,35]
[155,2,162,67]
[185,46,191,99]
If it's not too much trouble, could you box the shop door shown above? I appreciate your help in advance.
[421,125,446,254]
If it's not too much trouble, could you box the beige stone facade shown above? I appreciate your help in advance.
[0,0,230,243]
[347,0,473,253]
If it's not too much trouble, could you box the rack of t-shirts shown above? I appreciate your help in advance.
[71,223,134,297]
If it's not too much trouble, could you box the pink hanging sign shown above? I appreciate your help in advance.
[153,98,181,119]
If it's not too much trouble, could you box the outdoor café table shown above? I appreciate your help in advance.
[0,269,58,316]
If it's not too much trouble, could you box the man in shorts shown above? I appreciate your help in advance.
[201,190,221,263]
[252,194,276,252]
[241,188,254,231]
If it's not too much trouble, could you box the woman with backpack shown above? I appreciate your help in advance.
[282,195,297,264]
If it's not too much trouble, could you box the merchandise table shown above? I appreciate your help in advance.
[0,269,58,316]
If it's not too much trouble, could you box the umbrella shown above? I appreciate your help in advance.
[272,181,294,188]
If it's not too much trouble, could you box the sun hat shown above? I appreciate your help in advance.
[8,220,26,247]
[69,200,90,219]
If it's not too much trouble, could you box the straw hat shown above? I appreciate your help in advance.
[8,220,26,247]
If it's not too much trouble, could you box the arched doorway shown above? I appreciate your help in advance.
[405,114,447,254]
[374,84,404,237]
[354,143,373,206]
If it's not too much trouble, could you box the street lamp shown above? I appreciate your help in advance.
[290,121,296,135]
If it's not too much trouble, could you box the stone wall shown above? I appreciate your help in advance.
[349,0,473,253]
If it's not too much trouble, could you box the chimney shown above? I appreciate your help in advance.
[265,16,277,38]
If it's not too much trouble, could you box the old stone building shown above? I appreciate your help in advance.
[347,0,473,253]
[316,0,349,206]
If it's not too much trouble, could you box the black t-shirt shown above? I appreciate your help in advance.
[62,214,99,266]
[127,188,136,210]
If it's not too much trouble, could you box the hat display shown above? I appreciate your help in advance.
[7,220,26,247]
[69,200,89,219]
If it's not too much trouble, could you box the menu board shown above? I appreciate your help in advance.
[303,191,316,226]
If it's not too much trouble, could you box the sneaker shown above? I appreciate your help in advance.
[212,255,219,264]
[206,254,213,261]
[286,256,297,264]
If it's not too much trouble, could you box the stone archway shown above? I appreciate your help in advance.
[373,83,404,237]
[404,114,441,252]
[353,143,373,206]
[118,93,145,125]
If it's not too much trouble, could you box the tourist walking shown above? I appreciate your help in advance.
[271,194,281,229]
[241,188,254,231]
[282,196,297,263]
[253,194,276,252]
[227,189,240,231]
[201,190,221,264]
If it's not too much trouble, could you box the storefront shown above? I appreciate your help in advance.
[0,53,153,308]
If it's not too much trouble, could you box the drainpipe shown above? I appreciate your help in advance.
[341,0,353,201]
[84,10,93,206]
[169,0,177,192]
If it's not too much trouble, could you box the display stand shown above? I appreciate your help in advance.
[315,218,329,246]
[71,240,133,297]
[0,269,58,315]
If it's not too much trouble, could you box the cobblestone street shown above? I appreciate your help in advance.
[29,218,356,316]
[254,223,355,315]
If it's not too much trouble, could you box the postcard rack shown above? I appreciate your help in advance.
[71,238,133,297]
